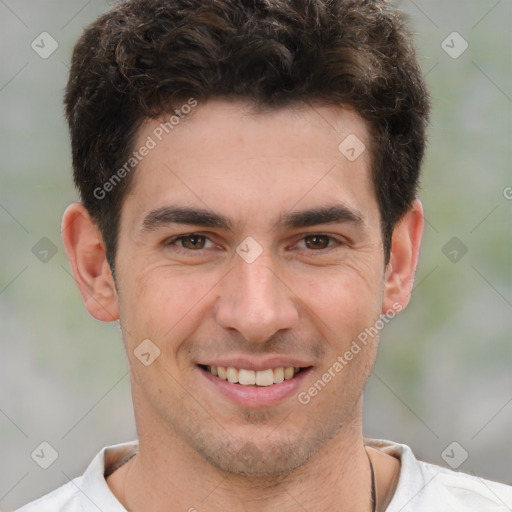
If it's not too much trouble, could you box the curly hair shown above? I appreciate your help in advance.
[65,0,430,268]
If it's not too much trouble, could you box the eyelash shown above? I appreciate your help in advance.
[164,234,216,252]
[163,233,345,254]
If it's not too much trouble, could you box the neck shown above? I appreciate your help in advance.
[111,399,381,512]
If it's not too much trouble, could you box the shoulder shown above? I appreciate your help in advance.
[421,458,511,507]
[412,458,512,511]
[13,480,82,512]
[12,441,136,512]
[366,438,512,512]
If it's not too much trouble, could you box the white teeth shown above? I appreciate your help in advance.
[273,367,284,383]
[255,369,274,386]
[226,367,239,383]
[284,367,295,380]
[207,365,302,386]
[239,369,256,385]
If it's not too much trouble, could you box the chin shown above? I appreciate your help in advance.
[201,438,313,478]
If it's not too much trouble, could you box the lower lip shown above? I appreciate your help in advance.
[198,366,313,407]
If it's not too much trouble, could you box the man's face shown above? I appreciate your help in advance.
[113,100,391,475]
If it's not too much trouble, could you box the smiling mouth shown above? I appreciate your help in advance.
[198,365,309,387]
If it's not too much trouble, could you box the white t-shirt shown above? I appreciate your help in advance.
[14,438,512,511]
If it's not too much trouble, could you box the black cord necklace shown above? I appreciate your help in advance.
[366,449,377,512]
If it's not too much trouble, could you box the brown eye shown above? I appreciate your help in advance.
[304,234,331,250]
[179,235,207,250]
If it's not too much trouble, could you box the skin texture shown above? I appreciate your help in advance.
[62,100,423,512]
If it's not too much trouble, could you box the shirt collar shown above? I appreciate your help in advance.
[79,440,138,512]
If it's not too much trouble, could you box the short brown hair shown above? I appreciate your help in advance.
[65,0,430,268]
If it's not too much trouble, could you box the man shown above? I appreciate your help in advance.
[16,0,512,511]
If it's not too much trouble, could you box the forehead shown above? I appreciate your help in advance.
[121,99,377,231]
[143,99,371,159]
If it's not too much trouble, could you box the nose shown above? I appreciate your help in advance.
[214,251,299,343]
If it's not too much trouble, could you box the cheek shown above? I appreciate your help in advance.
[289,257,383,323]
[118,264,222,350]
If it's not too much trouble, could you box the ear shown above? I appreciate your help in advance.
[382,199,424,314]
[61,203,119,322]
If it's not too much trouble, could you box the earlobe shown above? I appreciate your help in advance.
[382,200,424,314]
[61,203,119,322]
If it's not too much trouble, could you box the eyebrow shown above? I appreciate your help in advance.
[141,206,233,232]
[280,205,363,228]
[140,204,363,233]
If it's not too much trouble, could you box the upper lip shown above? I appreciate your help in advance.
[197,356,313,371]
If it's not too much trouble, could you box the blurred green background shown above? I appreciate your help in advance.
[0,0,511,509]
